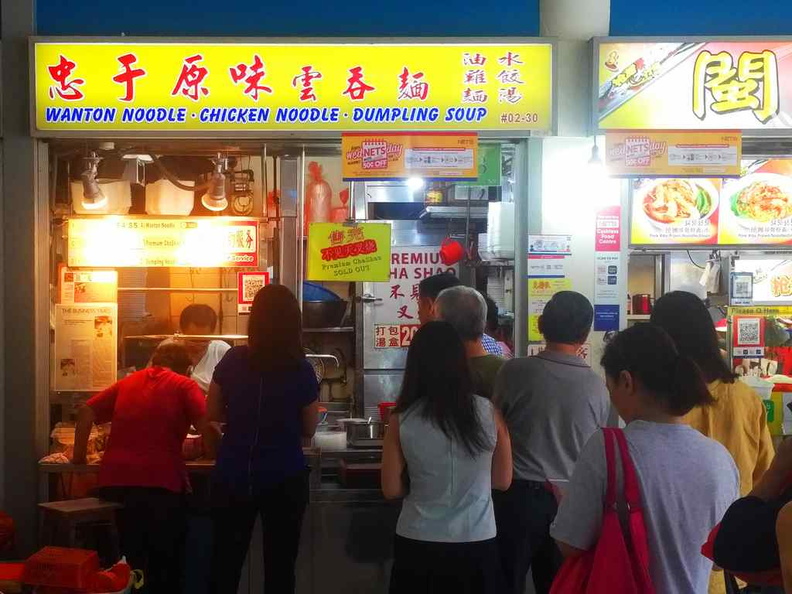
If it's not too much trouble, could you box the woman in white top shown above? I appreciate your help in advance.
[381,321,512,594]
[551,324,740,594]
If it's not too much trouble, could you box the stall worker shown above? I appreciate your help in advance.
[73,342,208,594]
[159,303,230,393]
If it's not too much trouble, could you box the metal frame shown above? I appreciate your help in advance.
[29,36,559,140]
[591,36,792,138]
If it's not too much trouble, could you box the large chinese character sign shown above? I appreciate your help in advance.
[597,40,792,131]
[33,41,554,133]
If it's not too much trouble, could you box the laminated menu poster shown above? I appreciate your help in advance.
[55,304,117,392]
[630,160,792,247]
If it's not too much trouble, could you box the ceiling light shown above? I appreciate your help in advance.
[407,177,426,191]
[81,152,108,211]
[201,155,228,212]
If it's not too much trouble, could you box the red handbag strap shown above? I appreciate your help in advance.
[612,428,642,508]
[603,428,618,507]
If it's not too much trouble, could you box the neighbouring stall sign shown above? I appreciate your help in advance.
[306,222,391,282]
[67,218,258,268]
[32,41,554,134]
[237,271,270,314]
[372,246,458,349]
[605,131,741,177]
[597,40,791,131]
[630,159,792,247]
[341,132,477,180]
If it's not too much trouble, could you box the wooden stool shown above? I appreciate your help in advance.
[38,498,122,563]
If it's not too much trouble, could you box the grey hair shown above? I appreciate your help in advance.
[435,286,486,341]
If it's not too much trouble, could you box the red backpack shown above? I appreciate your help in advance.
[550,428,655,594]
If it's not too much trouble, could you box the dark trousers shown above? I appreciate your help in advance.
[390,535,506,594]
[98,486,186,594]
[209,473,309,594]
[493,480,562,594]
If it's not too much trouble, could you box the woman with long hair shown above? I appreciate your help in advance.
[651,291,774,496]
[381,321,512,594]
[206,285,319,594]
[551,324,739,593]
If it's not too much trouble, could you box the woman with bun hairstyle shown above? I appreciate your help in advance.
[652,291,773,497]
[551,324,740,593]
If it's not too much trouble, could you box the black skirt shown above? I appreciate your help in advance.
[389,535,506,594]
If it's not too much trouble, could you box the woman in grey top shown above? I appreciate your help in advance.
[382,321,512,594]
[551,324,740,594]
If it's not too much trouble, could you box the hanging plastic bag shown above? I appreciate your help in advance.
[305,161,332,235]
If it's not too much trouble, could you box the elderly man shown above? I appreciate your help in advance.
[435,286,505,400]
[418,273,503,356]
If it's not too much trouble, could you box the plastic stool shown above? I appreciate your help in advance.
[38,498,122,564]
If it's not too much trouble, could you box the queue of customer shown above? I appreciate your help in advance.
[384,273,776,594]
[71,271,778,594]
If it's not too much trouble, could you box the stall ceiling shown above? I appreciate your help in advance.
[36,0,540,36]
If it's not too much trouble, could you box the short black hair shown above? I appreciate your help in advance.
[418,273,462,301]
[483,294,499,332]
[179,304,218,332]
[539,291,593,344]
[151,342,193,376]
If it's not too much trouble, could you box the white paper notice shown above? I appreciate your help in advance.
[55,304,118,392]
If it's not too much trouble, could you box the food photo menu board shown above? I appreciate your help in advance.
[630,160,792,247]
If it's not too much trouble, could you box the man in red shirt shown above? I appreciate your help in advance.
[73,342,207,593]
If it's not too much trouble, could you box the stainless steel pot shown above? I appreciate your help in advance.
[343,419,385,442]
[302,300,348,328]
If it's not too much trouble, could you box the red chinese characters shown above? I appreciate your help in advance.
[499,87,523,104]
[320,239,378,262]
[292,66,323,102]
[463,52,488,67]
[112,54,146,102]
[498,52,524,67]
[463,88,488,104]
[343,67,375,101]
[329,230,345,246]
[172,55,210,101]
[398,68,429,101]
[397,305,414,320]
[48,55,85,101]
[390,285,405,300]
[229,55,273,101]
[465,70,487,85]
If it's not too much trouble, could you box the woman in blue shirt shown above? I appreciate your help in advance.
[206,285,319,594]
[381,321,513,593]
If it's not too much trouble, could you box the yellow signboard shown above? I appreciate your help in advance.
[307,222,391,281]
[606,131,741,177]
[342,132,477,180]
[33,41,554,133]
[67,218,258,268]
[730,306,792,317]
[528,278,571,342]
